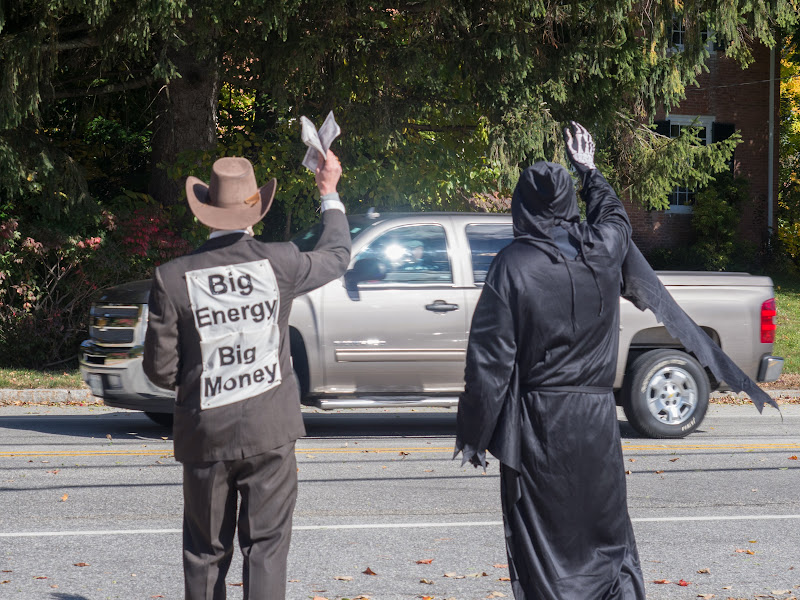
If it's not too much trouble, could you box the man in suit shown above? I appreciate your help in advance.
[143,150,350,599]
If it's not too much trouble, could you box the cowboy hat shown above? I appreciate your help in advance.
[186,157,276,230]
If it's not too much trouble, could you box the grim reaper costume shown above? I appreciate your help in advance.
[455,122,779,600]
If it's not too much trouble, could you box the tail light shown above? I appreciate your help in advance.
[760,298,777,344]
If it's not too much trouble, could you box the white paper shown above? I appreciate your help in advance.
[300,111,341,171]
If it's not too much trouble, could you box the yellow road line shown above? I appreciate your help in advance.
[0,442,798,459]
[0,449,173,457]
[622,443,800,451]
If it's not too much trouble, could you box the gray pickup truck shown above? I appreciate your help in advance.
[79,211,783,437]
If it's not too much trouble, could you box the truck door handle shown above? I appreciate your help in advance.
[425,299,459,313]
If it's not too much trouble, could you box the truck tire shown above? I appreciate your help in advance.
[144,412,174,429]
[622,349,709,438]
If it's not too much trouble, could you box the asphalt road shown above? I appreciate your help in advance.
[0,403,798,600]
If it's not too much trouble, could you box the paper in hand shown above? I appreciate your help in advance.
[300,111,341,172]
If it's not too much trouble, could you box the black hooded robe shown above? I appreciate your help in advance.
[455,162,780,600]
[456,162,645,599]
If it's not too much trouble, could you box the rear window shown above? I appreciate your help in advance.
[466,223,514,283]
[291,216,374,252]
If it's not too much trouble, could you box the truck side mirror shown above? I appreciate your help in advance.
[346,257,387,288]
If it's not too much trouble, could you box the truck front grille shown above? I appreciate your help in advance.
[89,304,142,346]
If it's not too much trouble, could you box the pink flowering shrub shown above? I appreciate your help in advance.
[0,200,195,368]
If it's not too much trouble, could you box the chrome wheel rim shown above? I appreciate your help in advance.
[645,365,698,425]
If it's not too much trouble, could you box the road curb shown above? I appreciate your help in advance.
[0,388,100,405]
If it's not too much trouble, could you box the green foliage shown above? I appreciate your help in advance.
[771,274,800,374]
[0,194,191,368]
[691,171,751,270]
[646,172,759,271]
[777,37,800,269]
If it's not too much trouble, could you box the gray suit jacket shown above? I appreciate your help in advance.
[143,209,350,462]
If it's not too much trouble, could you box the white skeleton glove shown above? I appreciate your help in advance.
[563,121,596,176]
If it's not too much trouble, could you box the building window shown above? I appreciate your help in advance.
[671,16,713,52]
[655,115,715,213]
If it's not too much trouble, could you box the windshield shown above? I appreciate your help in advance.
[291,215,375,251]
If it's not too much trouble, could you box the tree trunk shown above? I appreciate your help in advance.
[149,43,220,207]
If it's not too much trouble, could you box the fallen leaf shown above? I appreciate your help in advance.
[493,564,508,569]
[697,594,715,599]
[228,582,243,586]
[487,593,506,598]
[416,559,434,564]
[60,493,68,502]
[0,581,10,584]
[161,436,168,441]
[655,470,665,474]
[420,578,434,584]
[772,591,793,595]
[399,451,409,457]
[499,576,511,581]
[50,585,58,588]
[697,568,711,574]
[106,434,112,442]
[670,458,680,462]
[653,579,671,584]
[150,596,164,599]
[421,596,434,600]
[334,575,353,581]
[312,597,329,600]
[749,540,758,543]
[73,562,90,567]
[466,572,489,577]
[363,567,377,576]
[722,586,732,589]
[734,549,755,555]
[789,455,798,460]
[288,579,300,582]
[678,579,691,586]
[628,458,636,462]
[625,470,632,475]
[424,469,434,473]
[47,469,60,475]
[443,572,457,578]
[33,576,48,579]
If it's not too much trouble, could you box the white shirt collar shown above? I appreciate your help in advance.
[208,229,251,240]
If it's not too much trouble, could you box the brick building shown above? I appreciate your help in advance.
[624,42,781,253]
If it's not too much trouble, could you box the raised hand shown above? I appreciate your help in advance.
[315,149,342,196]
[563,121,596,175]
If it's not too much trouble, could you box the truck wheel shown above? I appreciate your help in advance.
[144,412,174,429]
[622,349,709,439]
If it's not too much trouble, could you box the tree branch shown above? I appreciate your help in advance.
[404,122,477,133]
[51,76,155,99]
[41,37,101,52]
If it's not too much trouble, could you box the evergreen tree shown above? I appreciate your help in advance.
[1,0,797,215]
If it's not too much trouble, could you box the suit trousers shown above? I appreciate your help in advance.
[182,441,298,600]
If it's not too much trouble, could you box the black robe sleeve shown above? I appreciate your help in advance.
[621,242,780,414]
[455,271,517,469]
[583,168,779,415]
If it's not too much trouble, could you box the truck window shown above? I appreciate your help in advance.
[466,224,514,284]
[356,224,453,284]
[289,216,373,252]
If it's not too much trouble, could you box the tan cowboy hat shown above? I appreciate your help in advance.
[186,157,276,230]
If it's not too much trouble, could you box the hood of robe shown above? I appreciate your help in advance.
[511,162,579,241]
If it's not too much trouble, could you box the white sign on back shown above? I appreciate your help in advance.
[185,259,282,410]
